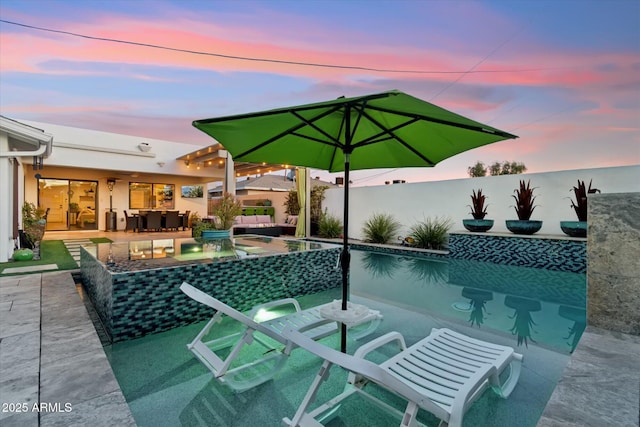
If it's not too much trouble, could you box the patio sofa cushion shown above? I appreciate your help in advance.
[256,215,272,224]
[286,215,298,225]
[232,214,277,230]
[242,215,259,224]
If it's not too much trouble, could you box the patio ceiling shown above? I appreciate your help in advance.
[176,143,287,177]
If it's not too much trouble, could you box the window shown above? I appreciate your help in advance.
[129,182,174,209]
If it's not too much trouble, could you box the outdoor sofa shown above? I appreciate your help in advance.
[232,214,297,236]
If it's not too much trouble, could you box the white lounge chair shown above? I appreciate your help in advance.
[180,282,381,392]
[282,326,523,427]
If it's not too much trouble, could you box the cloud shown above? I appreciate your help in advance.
[1,0,637,185]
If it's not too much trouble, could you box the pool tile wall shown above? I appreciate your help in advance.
[448,232,586,274]
[81,247,342,342]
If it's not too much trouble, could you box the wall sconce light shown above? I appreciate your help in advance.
[138,142,151,152]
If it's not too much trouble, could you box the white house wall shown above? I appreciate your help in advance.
[19,120,221,180]
[323,165,640,240]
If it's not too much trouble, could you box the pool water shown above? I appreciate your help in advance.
[106,249,585,426]
[88,235,333,273]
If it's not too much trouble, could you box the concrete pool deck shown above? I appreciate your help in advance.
[1,271,638,426]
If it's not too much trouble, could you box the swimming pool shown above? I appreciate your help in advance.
[105,249,585,426]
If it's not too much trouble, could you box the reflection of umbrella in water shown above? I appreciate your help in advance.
[461,287,493,328]
[505,295,541,347]
[361,252,401,279]
[194,90,517,351]
[558,305,586,353]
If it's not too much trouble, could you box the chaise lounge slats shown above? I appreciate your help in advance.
[180,282,382,392]
[282,326,523,427]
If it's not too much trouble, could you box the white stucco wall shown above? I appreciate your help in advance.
[20,120,220,180]
[323,165,640,240]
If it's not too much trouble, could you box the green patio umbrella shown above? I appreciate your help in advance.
[193,90,517,351]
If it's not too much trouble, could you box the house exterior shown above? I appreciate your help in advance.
[209,174,337,223]
[1,116,54,262]
[0,117,225,262]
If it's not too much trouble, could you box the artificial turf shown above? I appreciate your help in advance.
[0,238,112,275]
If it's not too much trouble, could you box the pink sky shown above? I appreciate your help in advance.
[1,0,638,185]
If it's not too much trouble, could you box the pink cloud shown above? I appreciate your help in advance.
[2,9,636,96]
[1,3,637,179]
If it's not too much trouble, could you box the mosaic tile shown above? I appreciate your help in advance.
[449,233,586,274]
[81,247,341,342]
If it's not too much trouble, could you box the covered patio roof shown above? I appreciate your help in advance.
[176,143,287,178]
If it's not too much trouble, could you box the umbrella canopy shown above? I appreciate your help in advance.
[193,90,517,351]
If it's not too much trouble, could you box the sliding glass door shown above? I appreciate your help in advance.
[37,178,98,231]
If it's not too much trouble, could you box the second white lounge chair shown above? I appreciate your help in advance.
[282,326,523,427]
[180,282,382,392]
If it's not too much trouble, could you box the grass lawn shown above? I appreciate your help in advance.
[0,238,112,275]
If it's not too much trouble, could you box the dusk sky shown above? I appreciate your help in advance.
[1,0,638,186]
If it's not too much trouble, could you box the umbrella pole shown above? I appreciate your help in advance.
[340,153,351,352]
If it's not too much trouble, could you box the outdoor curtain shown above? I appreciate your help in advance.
[295,168,306,238]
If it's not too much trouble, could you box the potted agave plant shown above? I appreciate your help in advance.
[506,180,542,235]
[462,189,494,232]
[560,179,600,238]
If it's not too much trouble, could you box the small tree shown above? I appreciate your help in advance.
[284,190,300,215]
[489,161,527,176]
[310,186,329,225]
[285,185,329,224]
[467,161,488,177]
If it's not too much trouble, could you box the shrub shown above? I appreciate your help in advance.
[192,221,217,238]
[409,216,453,250]
[362,213,401,244]
[318,212,343,238]
[21,202,46,248]
[511,180,538,220]
[188,211,201,228]
[211,192,242,230]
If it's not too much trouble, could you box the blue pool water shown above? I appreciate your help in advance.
[105,249,586,426]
